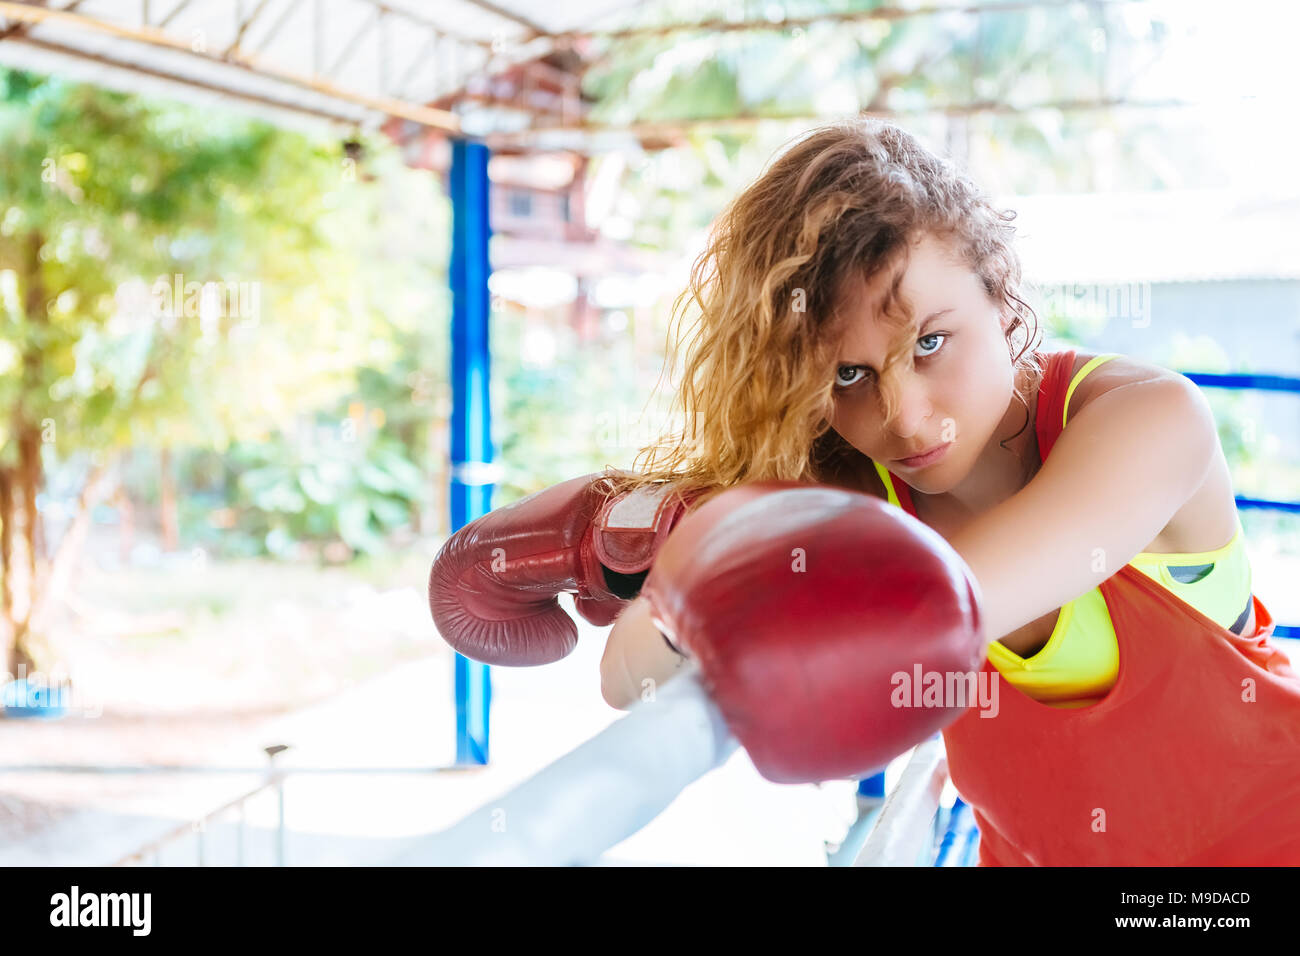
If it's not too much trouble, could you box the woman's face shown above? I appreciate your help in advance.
[828,232,1015,496]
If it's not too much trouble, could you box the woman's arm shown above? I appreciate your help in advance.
[600,595,691,709]
[949,375,1219,643]
[600,374,1215,700]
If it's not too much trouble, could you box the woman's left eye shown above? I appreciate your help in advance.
[916,332,947,357]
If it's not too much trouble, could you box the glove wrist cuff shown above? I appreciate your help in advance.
[590,482,696,576]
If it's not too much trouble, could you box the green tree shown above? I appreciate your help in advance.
[0,69,401,672]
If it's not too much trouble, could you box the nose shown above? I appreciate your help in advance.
[882,368,932,441]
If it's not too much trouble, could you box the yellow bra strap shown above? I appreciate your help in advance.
[1063,354,1121,428]
[871,459,900,508]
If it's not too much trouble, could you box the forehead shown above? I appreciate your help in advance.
[834,234,978,358]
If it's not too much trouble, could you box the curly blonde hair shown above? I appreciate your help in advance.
[609,117,1043,504]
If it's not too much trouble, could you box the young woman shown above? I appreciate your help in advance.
[600,118,1300,865]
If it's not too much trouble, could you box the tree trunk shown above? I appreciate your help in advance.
[18,421,40,584]
[0,467,14,675]
[8,230,46,676]
[5,422,45,676]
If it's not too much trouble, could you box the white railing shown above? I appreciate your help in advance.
[854,737,948,866]
[92,666,977,867]
[391,668,976,866]
[389,667,738,866]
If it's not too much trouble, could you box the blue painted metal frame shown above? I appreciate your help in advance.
[933,796,980,867]
[449,138,494,765]
[856,772,885,798]
[1183,371,1300,394]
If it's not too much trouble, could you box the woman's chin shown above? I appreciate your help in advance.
[901,461,963,496]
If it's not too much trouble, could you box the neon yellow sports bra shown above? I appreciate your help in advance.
[873,353,1255,709]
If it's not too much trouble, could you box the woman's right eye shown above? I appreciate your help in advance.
[835,366,869,389]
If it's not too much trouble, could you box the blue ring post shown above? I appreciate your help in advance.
[449,137,494,766]
[856,772,886,799]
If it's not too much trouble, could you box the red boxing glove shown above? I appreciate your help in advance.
[641,482,987,784]
[429,473,699,666]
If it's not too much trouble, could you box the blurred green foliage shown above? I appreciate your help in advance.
[0,67,450,576]
[229,428,424,558]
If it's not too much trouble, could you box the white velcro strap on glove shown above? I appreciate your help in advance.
[591,483,691,575]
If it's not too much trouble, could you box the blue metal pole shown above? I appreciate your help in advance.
[856,772,886,799]
[449,137,495,766]
[1183,370,1300,393]
[934,796,972,866]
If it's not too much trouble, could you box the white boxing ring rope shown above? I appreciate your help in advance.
[855,737,948,866]
[392,667,954,866]
[392,667,738,866]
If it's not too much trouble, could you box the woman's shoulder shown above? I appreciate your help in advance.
[1059,348,1237,558]
[1061,348,1189,424]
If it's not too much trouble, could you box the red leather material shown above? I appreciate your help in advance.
[428,474,625,665]
[427,475,703,665]
[591,483,698,575]
[641,482,987,784]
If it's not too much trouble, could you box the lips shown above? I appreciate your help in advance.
[894,442,952,467]
[897,443,943,460]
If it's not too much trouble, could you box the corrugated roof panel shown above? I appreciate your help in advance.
[0,0,647,132]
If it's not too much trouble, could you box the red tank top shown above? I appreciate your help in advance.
[882,348,1300,865]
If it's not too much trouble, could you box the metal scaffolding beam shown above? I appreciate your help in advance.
[0,0,462,131]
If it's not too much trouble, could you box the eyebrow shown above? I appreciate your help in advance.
[838,309,954,371]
